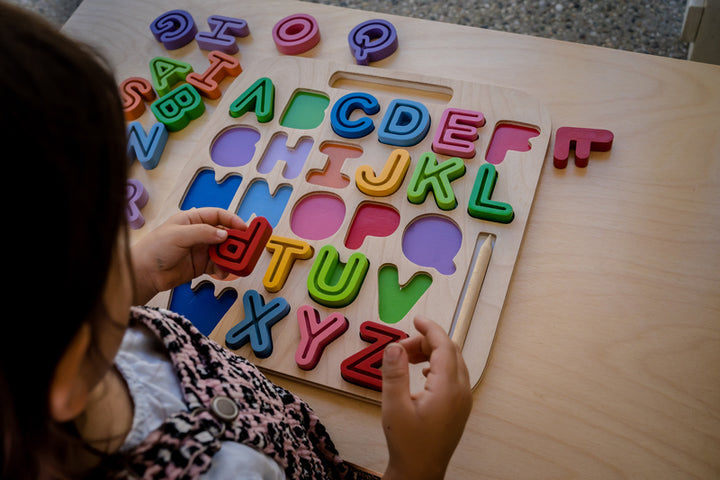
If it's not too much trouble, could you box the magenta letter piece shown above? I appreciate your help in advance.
[196,15,249,54]
[553,126,614,168]
[126,179,149,230]
[150,10,197,50]
[272,13,321,55]
[295,305,349,370]
[432,108,485,158]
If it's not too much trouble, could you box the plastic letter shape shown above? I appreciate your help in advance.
[467,163,514,223]
[126,121,169,170]
[355,148,411,197]
[228,77,275,123]
[149,57,194,97]
[119,77,156,121]
[553,126,614,168]
[126,179,149,230]
[378,99,431,147]
[432,108,486,158]
[272,13,321,55]
[225,290,290,358]
[407,151,466,210]
[195,15,249,54]
[209,216,273,276]
[151,84,205,132]
[263,235,314,293]
[348,19,398,66]
[307,245,369,308]
[295,305,349,370]
[150,9,197,50]
[186,50,242,99]
[330,92,380,139]
[340,321,408,391]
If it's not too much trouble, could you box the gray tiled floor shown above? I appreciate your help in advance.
[10,0,690,60]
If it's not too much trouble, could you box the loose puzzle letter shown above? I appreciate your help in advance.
[149,57,194,96]
[348,19,398,65]
[225,289,290,358]
[209,216,273,276]
[340,321,408,391]
[553,126,614,168]
[151,83,205,131]
[126,179,149,230]
[295,305,349,370]
[119,77,156,121]
[195,15,249,54]
[186,50,242,100]
[150,9,197,50]
[126,121,168,170]
[272,13,321,55]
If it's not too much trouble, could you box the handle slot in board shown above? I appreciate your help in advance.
[329,70,454,104]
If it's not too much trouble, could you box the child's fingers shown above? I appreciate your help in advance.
[381,342,414,418]
[173,207,246,230]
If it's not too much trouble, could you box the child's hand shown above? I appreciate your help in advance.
[131,208,246,304]
[381,316,472,480]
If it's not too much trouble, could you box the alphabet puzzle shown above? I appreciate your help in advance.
[128,10,552,403]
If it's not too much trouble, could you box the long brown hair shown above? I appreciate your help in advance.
[0,4,129,478]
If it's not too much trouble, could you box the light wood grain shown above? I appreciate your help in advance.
[62,0,720,477]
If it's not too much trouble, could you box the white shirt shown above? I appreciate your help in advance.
[114,325,286,480]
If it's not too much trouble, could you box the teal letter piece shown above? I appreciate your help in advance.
[307,245,369,308]
[406,151,466,210]
[225,289,290,358]
[468,163,514,223]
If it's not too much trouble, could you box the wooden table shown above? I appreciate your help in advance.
[62,0,720,477]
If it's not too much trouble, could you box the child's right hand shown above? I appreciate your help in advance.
[381,316,472,480]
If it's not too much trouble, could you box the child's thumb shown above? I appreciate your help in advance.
[382,342,411,403]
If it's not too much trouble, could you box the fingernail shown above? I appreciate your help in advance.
[216,228,228,240]
[384,343,402,362]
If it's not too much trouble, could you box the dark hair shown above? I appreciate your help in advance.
[0,4,129,479]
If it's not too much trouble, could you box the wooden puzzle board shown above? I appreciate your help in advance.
[152,55,551,403]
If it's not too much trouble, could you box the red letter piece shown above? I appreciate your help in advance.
[186,50,242,100]
[209,216,273,276]
[553,126,614,168]
[432,108,485,158]
[119,77,156,121]
[341,321,408,391]
[295,305,349,370]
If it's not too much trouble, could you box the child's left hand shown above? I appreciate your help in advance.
[131,208,246,304]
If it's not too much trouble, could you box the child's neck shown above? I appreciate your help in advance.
[72,366,134,469]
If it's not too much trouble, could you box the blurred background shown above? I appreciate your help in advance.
[6,0,709,62]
